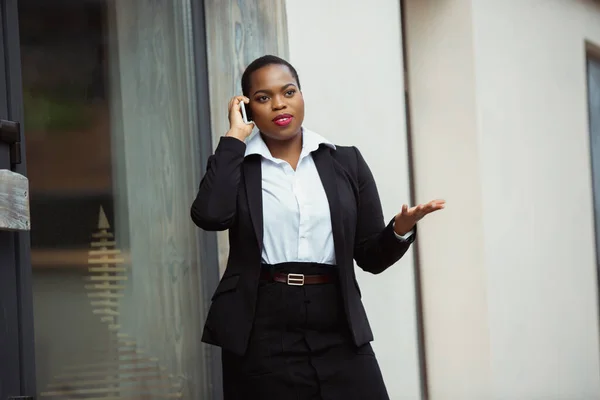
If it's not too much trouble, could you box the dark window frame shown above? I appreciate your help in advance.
[586,42,600,348]
[0,0,35,397]
[190,0,223,399]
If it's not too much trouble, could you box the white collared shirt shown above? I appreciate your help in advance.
[245,128,412,266]
[245,128,337,265]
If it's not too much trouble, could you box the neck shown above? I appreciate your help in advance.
[262,130,303,169]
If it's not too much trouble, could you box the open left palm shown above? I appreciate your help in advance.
[394,199,446,236]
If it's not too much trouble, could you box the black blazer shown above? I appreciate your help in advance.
[191,136,415,356]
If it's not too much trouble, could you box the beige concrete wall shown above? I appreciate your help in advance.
[403,0,491,397]
[406,0,600,398]
[285,1,422,398]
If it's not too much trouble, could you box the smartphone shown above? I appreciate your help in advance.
[240,101,253,125]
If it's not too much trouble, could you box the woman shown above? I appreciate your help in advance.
[191,55,444,399]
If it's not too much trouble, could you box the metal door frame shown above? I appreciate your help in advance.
[0,0,36,398]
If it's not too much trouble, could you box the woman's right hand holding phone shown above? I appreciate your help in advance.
[226,96,254,142]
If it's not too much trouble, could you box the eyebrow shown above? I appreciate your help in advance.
[253,83,297,96]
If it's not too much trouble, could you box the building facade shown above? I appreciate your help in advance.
[1,0,600,399]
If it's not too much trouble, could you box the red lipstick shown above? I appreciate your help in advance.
[272,113,293,127]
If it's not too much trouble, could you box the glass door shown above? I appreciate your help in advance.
[13,0,218,398]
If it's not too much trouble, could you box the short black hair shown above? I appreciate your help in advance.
[241,55,301,97]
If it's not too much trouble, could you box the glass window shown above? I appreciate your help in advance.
[20,0,213,398]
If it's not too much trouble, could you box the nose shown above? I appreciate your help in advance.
[272,95,286,111]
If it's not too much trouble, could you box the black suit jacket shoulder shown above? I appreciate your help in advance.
[191,136,415,355]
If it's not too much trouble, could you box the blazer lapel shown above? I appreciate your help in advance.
[244,155,263,252]
[312,146,345,265]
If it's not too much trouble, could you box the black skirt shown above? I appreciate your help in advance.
[222,262,390,400]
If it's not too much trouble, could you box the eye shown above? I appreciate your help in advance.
[285,89,296,97]
[255,95,269,103]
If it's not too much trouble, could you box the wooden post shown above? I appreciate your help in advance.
[0,169,30,232]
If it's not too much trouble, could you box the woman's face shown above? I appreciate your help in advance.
[247,64,304,141]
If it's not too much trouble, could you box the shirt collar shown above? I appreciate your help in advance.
[244,128,336,161]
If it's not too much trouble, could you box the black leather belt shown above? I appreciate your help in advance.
[259,271,336,286]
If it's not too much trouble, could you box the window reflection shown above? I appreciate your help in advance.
[21,0,210,398]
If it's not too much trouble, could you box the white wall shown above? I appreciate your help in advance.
[406,0,600,398]
[474,1,600,398]
[285,1,422,398]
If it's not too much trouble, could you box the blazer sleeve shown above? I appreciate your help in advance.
[190,136,246,231]
[352,146,415,274]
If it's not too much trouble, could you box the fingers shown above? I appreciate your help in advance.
[401,199,445,221]
[230,95,249,105]
[421,200,445,212]
[228,96,250,120]
[399,205,421,223]
[228,96,250,111]
[430,199,446,212]
[226,95,254,139]
[400,204,409,215]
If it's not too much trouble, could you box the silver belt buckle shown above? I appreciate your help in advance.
[287,273,305,286]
